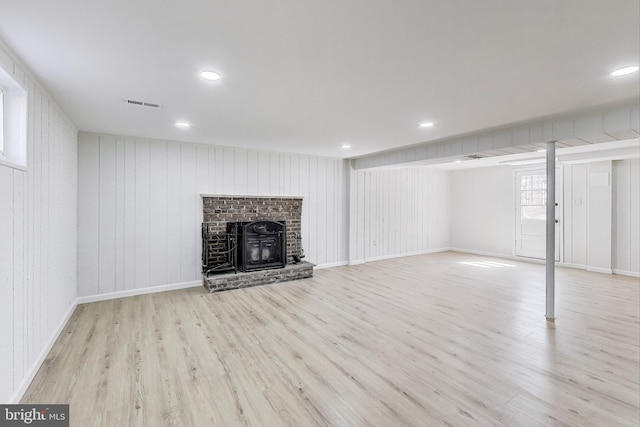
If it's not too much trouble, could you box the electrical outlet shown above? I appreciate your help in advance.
[573,198,582,206]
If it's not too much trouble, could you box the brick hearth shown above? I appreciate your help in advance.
[201,195,313,292]
[203,261,314,292]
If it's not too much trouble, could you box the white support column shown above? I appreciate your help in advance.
[546,141,556,321]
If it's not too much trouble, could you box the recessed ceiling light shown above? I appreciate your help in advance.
[341,143,352,149]
[454,160,462,163]
[419,122,434,128]
[200,71,221,81]
[611,66,639,77]
[175,121,191,129]
[537,149,547,152]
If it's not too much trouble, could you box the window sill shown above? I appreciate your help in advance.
[0,155,27,171]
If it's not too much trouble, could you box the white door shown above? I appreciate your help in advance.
[515,169,561,261]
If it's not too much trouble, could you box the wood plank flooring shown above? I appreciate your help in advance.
[22,252,640,426]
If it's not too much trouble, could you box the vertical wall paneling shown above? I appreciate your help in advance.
[77,136,99,296]
[123,139,136,290]
[448,160,638,276]
[0,167,15,399]
[257,152,270,194]
[348,167,451,263]
[223,148,235,194]
[0,41,78,403]
[12,170,25,386]
[114,138,126,292]
[207,147,220,192]
[630,160,640,273]
[299,156,311,259]
[98,136,117,294]
[269,153,280,194]
[281,154,291,195]
[77,134,349,297]
[134,140,150,290]
[195,146,210,274]
[612,159,640,274]
[613,160,630,271]
[148,142,169,286]
[587,161,613,273]
[316,158,328,265]
[181,144,198,283]
[234,149,248,194]
[167,143,182,284]
[32,90,42,349]
[212,147,223,194]
[307,157,318,262]
[246,150,258,195]
[569,164,588,266]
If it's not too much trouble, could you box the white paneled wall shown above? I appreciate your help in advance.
[77,133,349,297]
[563,164,588,266]
[450,161,640,276]
[0,43,78,403]
[349,167,450,263]
[450,166,514,257]
[613,159,640,275]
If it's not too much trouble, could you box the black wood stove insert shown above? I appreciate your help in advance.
[227,220,286,272]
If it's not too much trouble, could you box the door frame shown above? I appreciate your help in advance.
[512,165,563,263]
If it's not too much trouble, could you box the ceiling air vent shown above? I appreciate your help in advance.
[124,99,162,108]
[464,154,485,160]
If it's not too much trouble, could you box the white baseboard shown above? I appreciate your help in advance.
[587,267,613,275]
[364,248,449,263]
[558,262,587,270]
[315,261,349,269]
[10,300,78,404]
[612,269,640,278]
[347,248,449,266]
[448,247,545,263]
[77,280,202,304]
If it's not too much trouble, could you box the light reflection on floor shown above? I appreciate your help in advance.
[460,260,518,268]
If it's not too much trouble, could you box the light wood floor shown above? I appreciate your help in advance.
[23,252,639,426]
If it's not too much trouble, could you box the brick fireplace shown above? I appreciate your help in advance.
[201,195,313,292]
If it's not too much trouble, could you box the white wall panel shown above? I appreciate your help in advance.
[450,166,513,257]
[613,159,640,274]
[77,134,348,297]
[450,161,639,276]
[349,167,450,263]
[586,162,613,272]
[121,139,136,290]
[114,138,126,292]
[565,164,588,266]
[167,143,182,285]
[0,166,15,401]
[0,41,78,403]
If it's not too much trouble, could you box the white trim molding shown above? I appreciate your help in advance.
[76,280,202,305]
[10,302,78,404]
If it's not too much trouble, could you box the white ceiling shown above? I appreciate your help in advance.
[0,0,638,158]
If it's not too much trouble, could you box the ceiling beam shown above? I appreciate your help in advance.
[352,100,640,170]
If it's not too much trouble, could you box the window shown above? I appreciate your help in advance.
[0,64,27,168]
[520,173,547,220]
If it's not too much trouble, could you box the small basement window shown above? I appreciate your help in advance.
[0,64,27,169]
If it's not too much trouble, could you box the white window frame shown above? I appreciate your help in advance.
[0,64,27,169]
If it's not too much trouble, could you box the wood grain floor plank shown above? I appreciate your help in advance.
[21,252,639,426]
